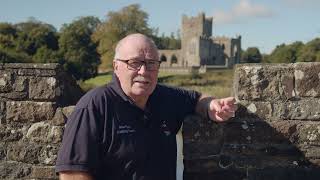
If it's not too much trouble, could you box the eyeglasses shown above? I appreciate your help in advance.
[116,59,161,71]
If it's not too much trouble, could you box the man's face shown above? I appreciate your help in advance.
[114,35,159,101]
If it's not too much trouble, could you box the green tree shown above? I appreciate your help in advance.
[59,16,101,80]
[268,42,300,63]
[92,4,153,71]
[241,47,262,63]
[14,19,58,56]
[297,38,320,62]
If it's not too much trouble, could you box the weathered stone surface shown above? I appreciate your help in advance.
[296,123,320,146]
[62,105,75,118]
[299,146,320,159]
[29,77,58,100]
[0,142,6,160]
[38,145,59,165]
[30,166,57,179]
[4,63,60,69]
[236,101,273,120]
[0,101,5,124]
[18,68,58,76]
[7,143,42,164]
[6,101,56,123]
[294,62,320,97]
[248,167,320,180]
[52,107,67,126]
[274,99,320,120]
[234,64,294,102]
[13,76,28,92]
[0,124,24,142]
[0,91,28,100]
[0,162,32,179]
[184,170,247,180]
[224,121,299,145]
[26,122,63,143]
[183,115,224,157]
[0,70,13,92]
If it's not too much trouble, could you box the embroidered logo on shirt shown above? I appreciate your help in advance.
[117,125,136,134]
[161,120,171,136]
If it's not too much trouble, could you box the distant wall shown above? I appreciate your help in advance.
[0,63,82,179]
[1,63,320,179]
[184,62,320,180]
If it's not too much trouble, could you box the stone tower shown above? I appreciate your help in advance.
[181,12,213,67]
[159,12,241,69]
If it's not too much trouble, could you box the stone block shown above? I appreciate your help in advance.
[299,145,320,159]
[26,122,63,144]
[296,123,320,146]
[62,105,75,118]
[274,99,320,120]
[236,101,273,120]
[6,101,56,123]
[0,70,13,92]
[248,167,320,180]
[4,63,59,69]
[7,143,42,164]
[294,62,320,97]
[52,107,67,126]
[0,124,24,142]
[13,76,28,92]
[29,77,58,100]
[0,91,28,100]
[0,101,5,124]
[223,121,299,145]
[0,162,32,179]
[234,64,294,102]
[30,166,57,179]
[38,145,59,165]
[221,144,302,157]
[0,142,6,160]
[184,170,247,180]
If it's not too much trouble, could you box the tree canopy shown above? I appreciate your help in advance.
[241,47,262,63]
[92,4,154,70]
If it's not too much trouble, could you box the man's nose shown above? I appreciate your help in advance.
[138,63,147,74]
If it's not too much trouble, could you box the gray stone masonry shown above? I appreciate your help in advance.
[184,62,320,180]
[0,63,82,179]
[1,62,320,179]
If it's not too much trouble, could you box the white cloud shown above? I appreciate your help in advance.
[213,0,274,24]
[282,0,320,7]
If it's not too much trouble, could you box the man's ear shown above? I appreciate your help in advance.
[113,61,117,70]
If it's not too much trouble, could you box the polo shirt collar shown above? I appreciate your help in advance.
[109,73,158,112]
[110,73,132,102]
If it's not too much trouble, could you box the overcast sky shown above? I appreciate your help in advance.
[1,0,319,53]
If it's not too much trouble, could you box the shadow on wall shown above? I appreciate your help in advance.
[183,105,320,180]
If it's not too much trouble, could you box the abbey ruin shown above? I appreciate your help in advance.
[159,13,241,71]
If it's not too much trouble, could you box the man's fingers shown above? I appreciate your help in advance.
[223,97,236,105]
[210,99,222,112]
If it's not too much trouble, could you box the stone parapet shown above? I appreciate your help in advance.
[0,63,81,179]
[184,62,320,179]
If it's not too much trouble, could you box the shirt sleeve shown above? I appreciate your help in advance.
[165,87,202,134]
[55,107,102,175]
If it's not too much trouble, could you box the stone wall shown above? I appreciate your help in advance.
[1,62,320,179]
[0,63,83,179]
[184,62,320,179]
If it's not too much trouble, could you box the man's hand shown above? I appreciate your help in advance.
[208,97,237,122]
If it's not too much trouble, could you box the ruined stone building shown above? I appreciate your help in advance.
[159,13,241,70]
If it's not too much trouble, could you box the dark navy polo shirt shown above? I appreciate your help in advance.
[55,74,201,180]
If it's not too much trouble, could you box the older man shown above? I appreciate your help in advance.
[56,33,237,180]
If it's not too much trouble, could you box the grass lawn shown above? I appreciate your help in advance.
[80,69,234,98]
